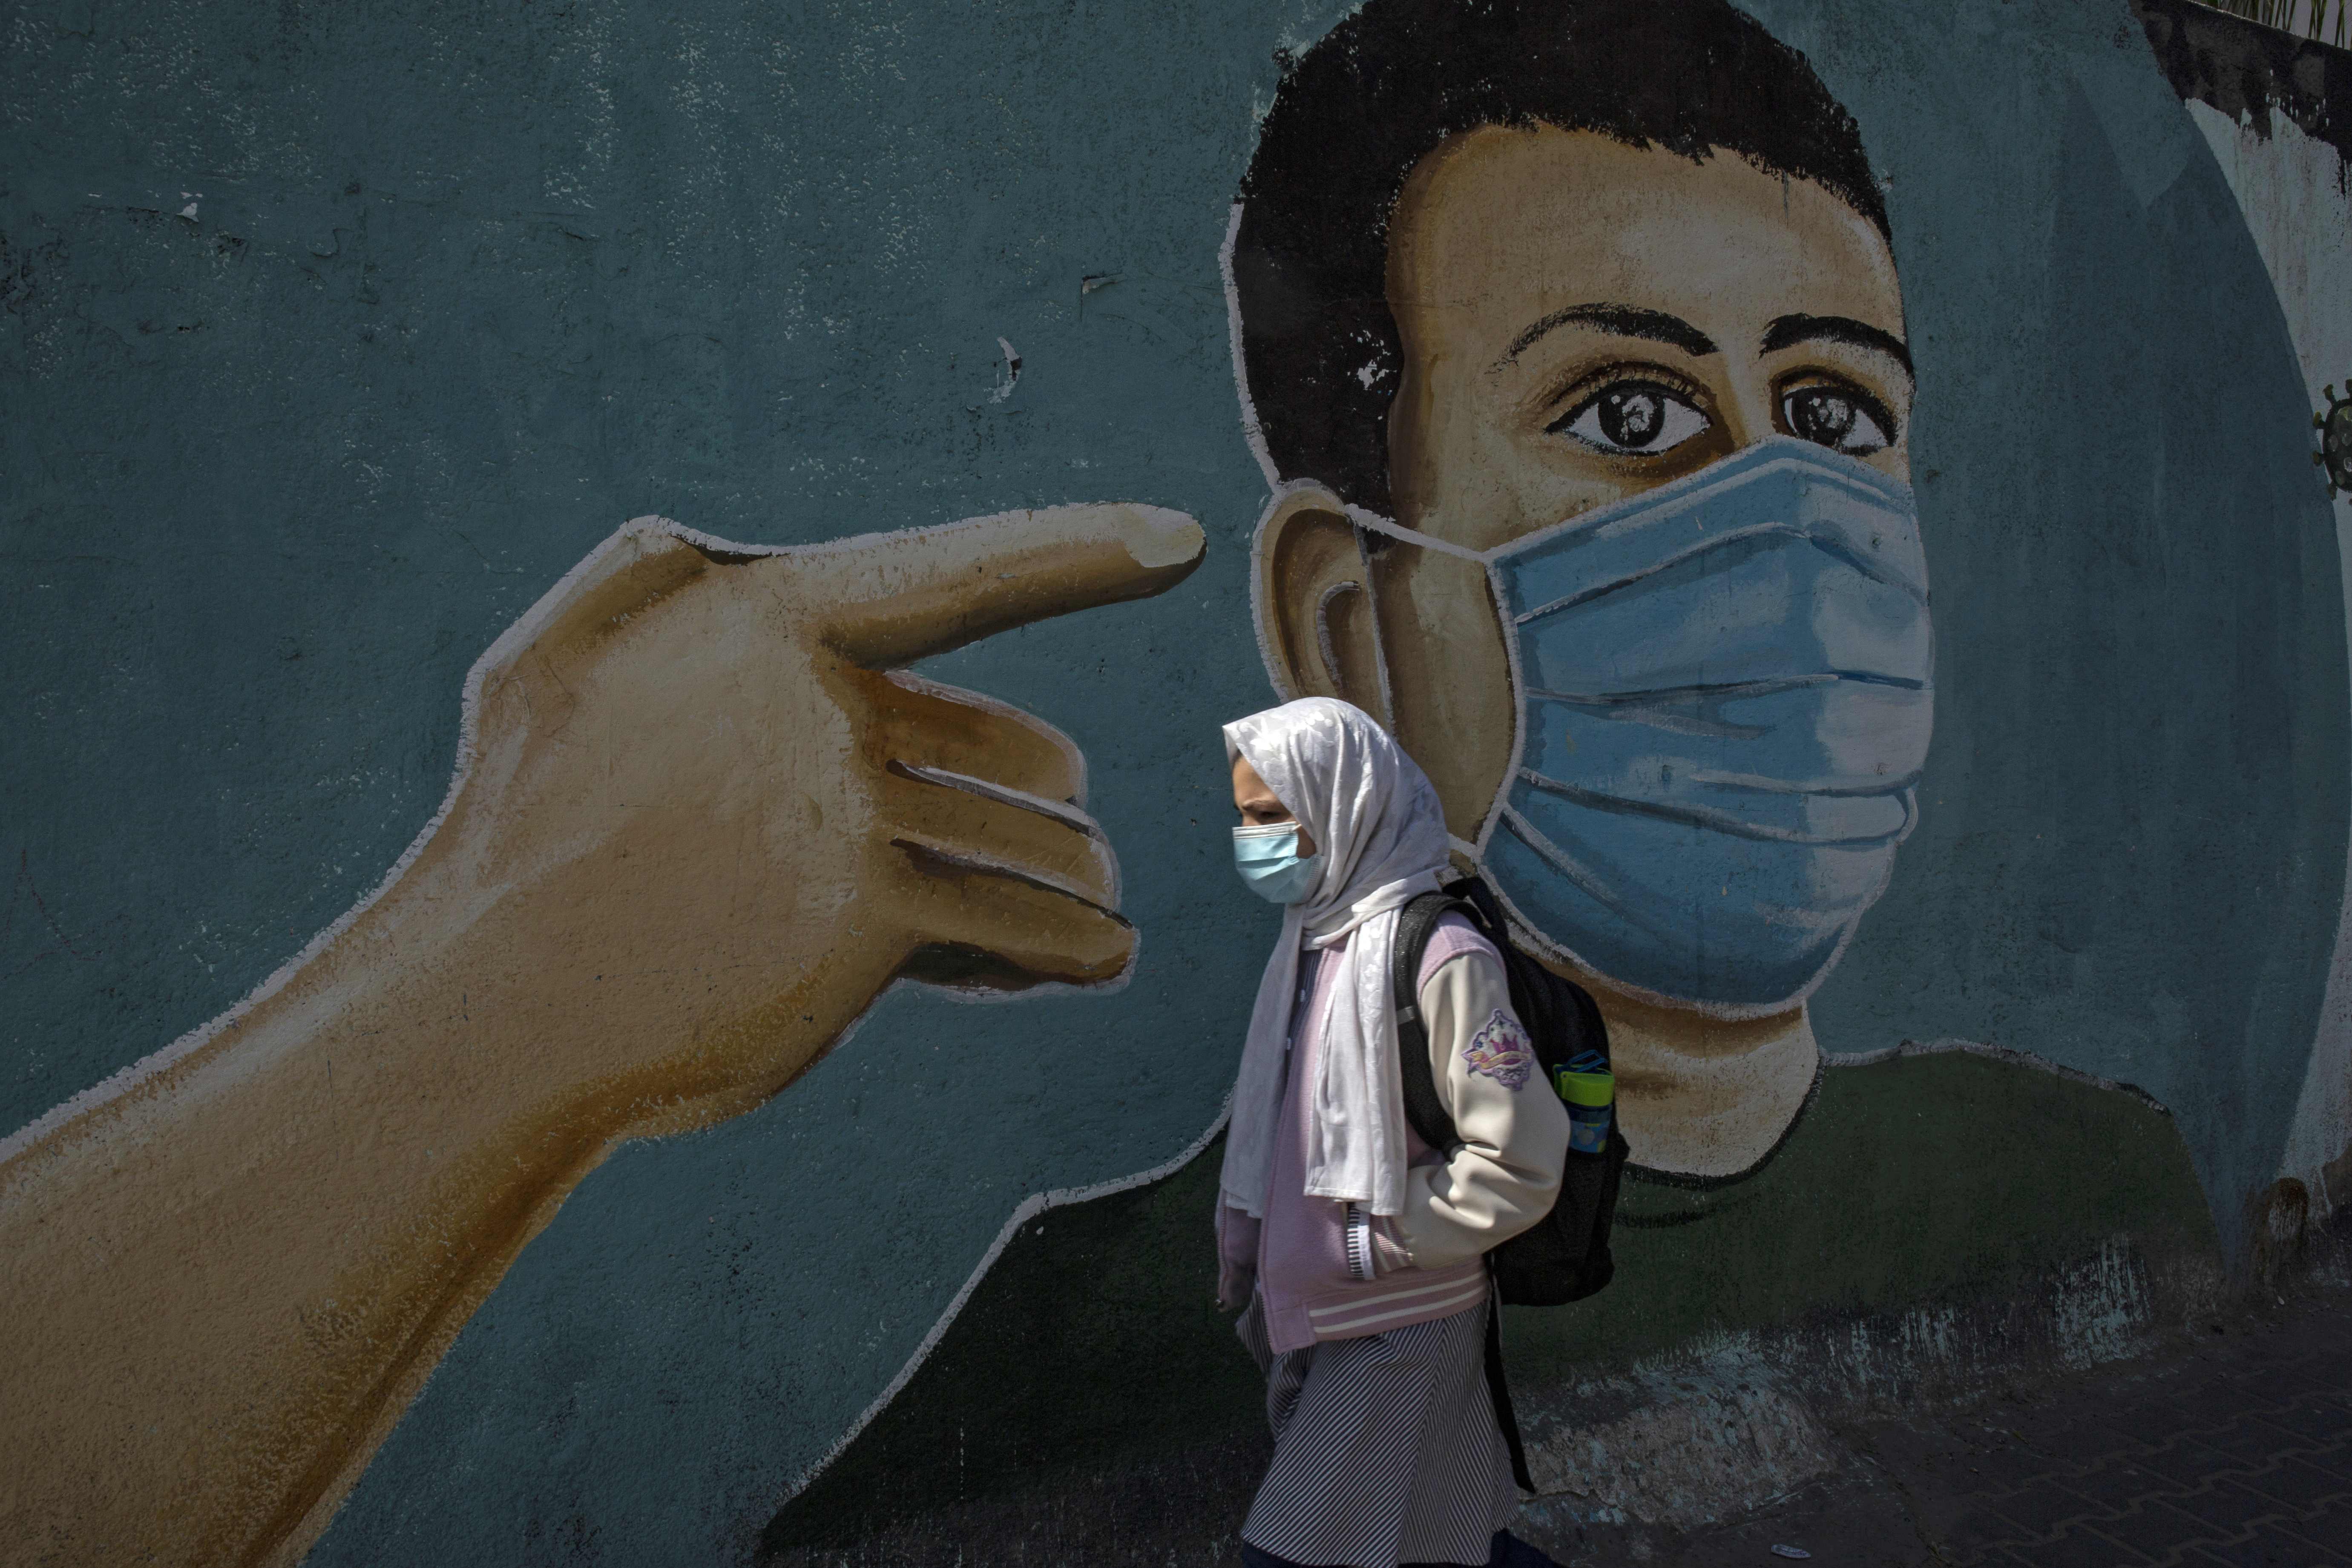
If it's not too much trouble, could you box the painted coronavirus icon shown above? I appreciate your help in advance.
[2314,382,2352,497]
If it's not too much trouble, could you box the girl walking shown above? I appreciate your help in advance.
[1218,698,1567,1568]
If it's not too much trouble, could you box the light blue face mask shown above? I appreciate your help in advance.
[1232,822,1322,905]
[1374,438,1932,1012]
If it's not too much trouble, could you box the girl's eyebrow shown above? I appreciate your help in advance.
[1760,313,1913,378]
[1495,303,1719,368]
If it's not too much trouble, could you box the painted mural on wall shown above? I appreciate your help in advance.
[2,0,2349,1562]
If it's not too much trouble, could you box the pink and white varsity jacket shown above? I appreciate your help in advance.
[1219,914,1571,1355]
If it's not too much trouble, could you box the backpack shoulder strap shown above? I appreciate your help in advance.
[1392,890,1472,1153]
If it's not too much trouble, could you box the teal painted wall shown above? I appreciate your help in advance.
[2,0,2342,1561]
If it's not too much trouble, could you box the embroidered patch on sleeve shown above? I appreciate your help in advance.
[1462,1008,1535,1091]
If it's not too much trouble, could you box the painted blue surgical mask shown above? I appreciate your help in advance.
[1370,439,1932,1013]
[1232,822,1322,905]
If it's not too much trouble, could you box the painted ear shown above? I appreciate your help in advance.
[1251,485,1389,725]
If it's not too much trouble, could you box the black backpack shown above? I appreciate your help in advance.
[1391,874,1632,1488]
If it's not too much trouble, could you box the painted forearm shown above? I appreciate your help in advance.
[0,870,678,1566]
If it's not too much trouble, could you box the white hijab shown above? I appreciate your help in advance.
[1219,698,1454,1218]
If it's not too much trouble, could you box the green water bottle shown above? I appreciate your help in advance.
[1555,1049,1613,1154]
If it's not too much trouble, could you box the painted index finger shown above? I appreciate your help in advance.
[793,503,1205,668]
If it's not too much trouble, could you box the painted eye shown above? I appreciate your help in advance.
[1782,383,1895,456]
[1551,382,1711,456]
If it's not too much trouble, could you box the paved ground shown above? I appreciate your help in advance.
[1542,1284,2352,1568]
[768,1264,2352,1567]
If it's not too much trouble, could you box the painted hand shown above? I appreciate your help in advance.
[0,502,1203,1568]
[425,502,1207,1133]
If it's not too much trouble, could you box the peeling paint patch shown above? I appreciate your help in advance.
[989,336,1021,402]
[2048,1240,2155,1370]
[1518,1348,1840,1529]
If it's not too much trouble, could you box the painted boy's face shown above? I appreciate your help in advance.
[1369,125,1913,840]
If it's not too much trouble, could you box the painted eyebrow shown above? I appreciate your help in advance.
[1760,313,1913,377]
[1496,303,1719,368]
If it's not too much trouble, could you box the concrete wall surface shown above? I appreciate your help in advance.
[3,0,2349,1562]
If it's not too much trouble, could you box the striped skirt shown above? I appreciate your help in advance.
[1235,1293,1518,1568]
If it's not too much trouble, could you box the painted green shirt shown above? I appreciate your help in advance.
[1504,1047,2217,1385]
[767,1049,2215,1550]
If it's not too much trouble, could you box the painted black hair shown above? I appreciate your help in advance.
[1231,0,1889,514]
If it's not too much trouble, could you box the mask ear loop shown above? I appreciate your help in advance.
[1475,550,1529,888]
[1348,522,1401,738]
